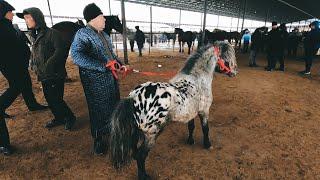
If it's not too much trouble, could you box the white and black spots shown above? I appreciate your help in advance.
[109,41,237,180]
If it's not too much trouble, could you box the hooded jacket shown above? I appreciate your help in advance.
[23,7,68,81]
[304,21,320,55]
[0,2,30,70]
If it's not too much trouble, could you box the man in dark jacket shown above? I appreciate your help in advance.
[0,0,47,156]
[134,26,145,57]
[19,7,76,130]
[266,21,285,71]
[0,1,47,119]
[249,28,262,67]
[299,21,320,75]
[278,23,289,70]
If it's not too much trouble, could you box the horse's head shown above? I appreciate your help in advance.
[104,15,123,34]
[174,28,182,34]
[213,41,237,77]
[181,41,237,77]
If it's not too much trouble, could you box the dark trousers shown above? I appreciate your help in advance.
[0,118,10,147]
[267,53,284,70]
[305,49,317,72]
[0,67,39,113]
[305,54,314,72]
[129,40,135,52]
[242,42,249,53]
[41,78,74,121]
[137,43,144,56]
[288,46,298,57]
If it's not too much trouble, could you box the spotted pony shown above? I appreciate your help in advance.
[109,41,238,180]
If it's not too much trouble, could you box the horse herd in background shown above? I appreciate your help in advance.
[51,15,304,56]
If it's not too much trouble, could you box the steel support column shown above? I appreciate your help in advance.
[120,0,128,64]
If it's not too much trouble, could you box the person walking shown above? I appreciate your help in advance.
[134,26,145,57]
[19,7,76,130]
[0,1,47,119]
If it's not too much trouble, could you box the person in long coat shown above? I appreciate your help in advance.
[71,3,127,155]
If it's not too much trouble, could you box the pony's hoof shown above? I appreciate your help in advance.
[204,141,212,149]
[186,138,195,145]
[139,174,151,180]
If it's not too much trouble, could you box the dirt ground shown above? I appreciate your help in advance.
[1,48,320,180]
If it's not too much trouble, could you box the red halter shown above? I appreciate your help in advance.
[213,46,231,74]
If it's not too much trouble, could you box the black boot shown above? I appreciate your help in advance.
[28,104,48,111]
[64,116,76,131]
[0,145,13,156]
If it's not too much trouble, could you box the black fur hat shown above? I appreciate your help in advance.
[0,1,15,19]
[83,3,103,23]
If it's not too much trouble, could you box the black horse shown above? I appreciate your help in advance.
[198,29,228,47]
[253,27,268,52]
[174,28,196,54]
[163,32,176,44]
[228,31,241,46]
[52,15,123,49]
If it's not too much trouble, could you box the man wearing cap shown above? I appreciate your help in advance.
[300,21,320,75]
[71,3,126,154]
[19,7,76,130]
[135,26,146,57]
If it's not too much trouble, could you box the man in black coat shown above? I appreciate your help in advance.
[266,21,286,71]
[134,26,145,57]
[18,7,76,130]
[0,1,47,119]
[299,21,320,75]
[0,1,47,155]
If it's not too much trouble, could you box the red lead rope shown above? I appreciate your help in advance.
[105,60,129,80]
[106,46,230,80]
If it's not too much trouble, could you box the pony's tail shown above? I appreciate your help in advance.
[110,97,136,169]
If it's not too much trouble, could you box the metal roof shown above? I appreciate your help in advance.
[123,0,320,24]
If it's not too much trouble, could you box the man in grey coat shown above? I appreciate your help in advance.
[18,7,76,130]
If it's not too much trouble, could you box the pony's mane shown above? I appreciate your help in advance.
[181,44,213,75]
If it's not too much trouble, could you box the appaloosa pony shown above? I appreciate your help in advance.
[110,41,238,180]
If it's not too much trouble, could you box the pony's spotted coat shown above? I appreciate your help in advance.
[130,80,197,134]
[109,41,237,180]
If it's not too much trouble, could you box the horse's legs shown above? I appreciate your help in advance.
[199,113,212,149]
[187,119,195,145]
[136,134,155,180]
[187,42,192,54]
[132,129,139,160]
[179,41,182,52]
[182,42,185,53]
